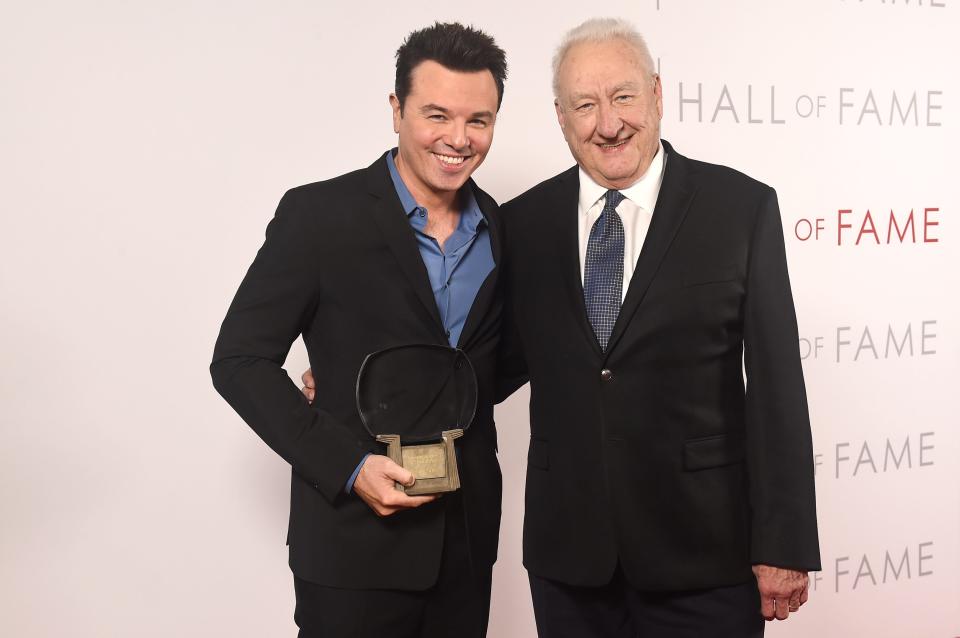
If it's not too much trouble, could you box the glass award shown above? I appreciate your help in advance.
[356,344,477,496]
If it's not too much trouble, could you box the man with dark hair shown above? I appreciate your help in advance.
[211,22,507,638]
[394,24,507,111]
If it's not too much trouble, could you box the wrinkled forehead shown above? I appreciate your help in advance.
[557,38,652,94]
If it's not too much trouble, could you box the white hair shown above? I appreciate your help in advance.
[551,18,656,97]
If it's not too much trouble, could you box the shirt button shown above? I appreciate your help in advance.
[600,369,613,381]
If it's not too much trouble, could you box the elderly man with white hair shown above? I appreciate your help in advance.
[495,17,821,637]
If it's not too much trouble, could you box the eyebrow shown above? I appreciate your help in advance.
[420,104,494,119]
[569,83,643,102]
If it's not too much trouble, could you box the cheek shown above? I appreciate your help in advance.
[577,118,598,143]
[408,122,438,146]
[471,129,495,154]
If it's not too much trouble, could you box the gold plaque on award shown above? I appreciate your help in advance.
[376,430,463,495]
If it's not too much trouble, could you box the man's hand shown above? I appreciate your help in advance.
[353,454,438,516]
[301,368,315,403]
[301,370,435,514]
[752,565,809,621]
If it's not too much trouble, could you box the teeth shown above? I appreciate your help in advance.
[601,140,627,149]
[435,153,465,164]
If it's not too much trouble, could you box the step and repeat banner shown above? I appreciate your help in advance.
[1,1,956,637]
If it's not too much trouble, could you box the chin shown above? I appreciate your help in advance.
[433,176,468,192]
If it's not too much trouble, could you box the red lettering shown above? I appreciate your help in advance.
[857,210,880,245]
[924,207,939,243]
[838,209,852,246]
[887,209,916,244]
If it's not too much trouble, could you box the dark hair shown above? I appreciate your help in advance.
[395,22,507,113]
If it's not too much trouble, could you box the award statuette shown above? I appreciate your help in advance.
[355,344,478,496]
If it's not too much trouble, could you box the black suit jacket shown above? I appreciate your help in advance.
[498,140,821,591]
[211,155,503,590]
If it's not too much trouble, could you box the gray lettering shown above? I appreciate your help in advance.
[678,82,703,123]
[835,442,850,478]
[918,542,933,576]
[853,554,877,589]
[711,84,739,123]
[836,326,852,363]
[889,91,918,125]
[747,84,762,123]
[771,85,785,124]
[858,89,882,125]
[853,441,877,476]
[854,326,878,361]
[883,548,911,582]
[835,556,850,593]
[919,432,934,466]
[839,88,855,125]
[883,437,912,471]
[885,323,913,358]
[927,90,943,126]
[920,320,937,355]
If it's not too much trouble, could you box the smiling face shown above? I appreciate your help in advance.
[390,60,499,205]
[554,38,663,189]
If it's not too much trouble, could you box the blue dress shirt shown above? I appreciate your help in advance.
[345,150,495,493]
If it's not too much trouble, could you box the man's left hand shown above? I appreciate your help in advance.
[301,368,315,403]
[752,564,808,621]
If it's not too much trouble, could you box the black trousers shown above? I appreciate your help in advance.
[293,495,491,638]
[529,566,764,638]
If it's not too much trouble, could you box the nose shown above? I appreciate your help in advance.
[445,119,469,151]
[596,102,623,139]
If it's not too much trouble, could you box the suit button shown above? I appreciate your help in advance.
[600,369,613,381]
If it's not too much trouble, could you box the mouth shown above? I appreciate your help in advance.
[596,138,631,153]
[432,152,469,167]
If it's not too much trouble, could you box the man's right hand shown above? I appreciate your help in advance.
[301,369,437,515]
[353,454,439,516]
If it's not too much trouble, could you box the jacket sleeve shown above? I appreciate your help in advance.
[743,187,822,571]
[210,189,369,504]
[494,205,529,403]
[495,294,529,404]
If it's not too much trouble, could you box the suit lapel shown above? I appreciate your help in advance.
[457,182,500,350]
[604,142,698,357]
[363,158,447,341]
[553,168,605,357]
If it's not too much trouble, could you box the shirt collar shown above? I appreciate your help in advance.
[577,139,666,214]
[385,149,485,230]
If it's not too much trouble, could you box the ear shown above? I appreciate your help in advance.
[389,93,402,134]
[652,74,664,120]
[554,99,566,132]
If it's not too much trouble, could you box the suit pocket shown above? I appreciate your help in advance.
[683,433,745,471]
[683,265,739,288]
[528,437,549,470]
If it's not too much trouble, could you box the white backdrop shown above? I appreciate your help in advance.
[2,1,957,636]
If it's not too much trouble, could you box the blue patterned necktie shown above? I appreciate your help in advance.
[583,189,625,351]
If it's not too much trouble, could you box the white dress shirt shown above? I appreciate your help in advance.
[578,141,666,302]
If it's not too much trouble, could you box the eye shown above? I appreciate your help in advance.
[575,102,595,112]
[469,119,489,128]
[614,94,634,104]
[428,114,447,122]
